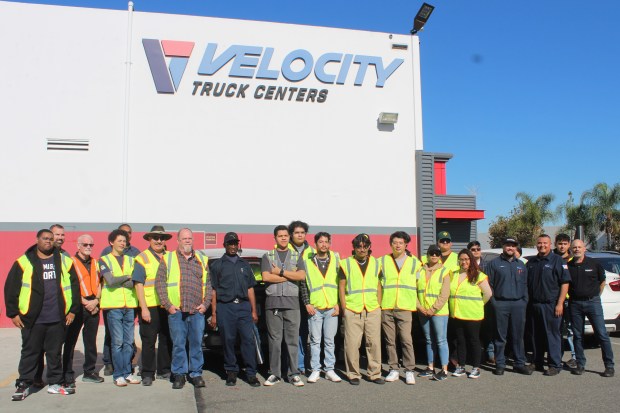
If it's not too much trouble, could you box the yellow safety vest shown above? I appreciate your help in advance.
[422,252,460,273]
[380,254,421,311]
[164,250,209,308]
[134,249,162,307]
[304,251,340,309]
[100,254,138,309]
[449,271,487,321]
[17,254,73,315]
[416,266,450,316]
[340,256,380,313]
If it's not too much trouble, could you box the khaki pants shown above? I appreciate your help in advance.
[343,308,382,380]
[381,309,415,371]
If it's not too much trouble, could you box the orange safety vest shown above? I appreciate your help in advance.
[72,257,99,297]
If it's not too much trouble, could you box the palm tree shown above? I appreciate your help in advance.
[513,192,556,246]
[581,182,620,250]
[557,200,597,247]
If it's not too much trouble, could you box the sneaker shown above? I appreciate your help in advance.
[47,384,74,395]
[468,368,481,379]
[225,371,237,386]
[572,366,584,375]
[565,358,578,369]
[125,374,141,384]
[385,370,400,382]
[63,381,76,389]
[291,375,305,387]
[452,366,466,377]
[513,365,534,375]
[156,372,171,380]
[114,377,128,387]
[263,375,281,386]
[12,382,30,401]
[103,364,113,376]
[191,376,205,388]
[307,371,321,383]
[372,377,385,384]
[172,375,185,389]
[142,376,153,386]
[247,376,261,387]
[544,367,561,376]
[405,371,416,385]
[602,367,615,378]
[349,378,360,385]
[325,370,342,382]
[418,368,434,378]
[82,372,104,383]
[432,370,448,381]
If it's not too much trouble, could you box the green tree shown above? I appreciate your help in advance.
[556,192,597,247]
[581,182,620,250]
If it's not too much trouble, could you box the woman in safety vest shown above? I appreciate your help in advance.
[416,244,451,381]
[448,249,492,379]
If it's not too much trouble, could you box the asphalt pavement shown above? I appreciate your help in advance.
[0,327,618,413]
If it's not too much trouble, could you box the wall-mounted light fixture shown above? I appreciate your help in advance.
[411,3,435,34]
[379,112,399,124]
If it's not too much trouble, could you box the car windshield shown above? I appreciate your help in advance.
[592,257,620,274]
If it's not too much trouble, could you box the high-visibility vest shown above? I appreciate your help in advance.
[100,254,138,309]
[304,251,340,309]
[72,256,99,297]
[380,254,421,311]
[449,271,487,321]
[340,256,380,313]
[422,252,460,273]
[164,250,209,308]
[416,266,450,316]
[16,254,73,315]
[265,249,300,297]
[134,249,162,307]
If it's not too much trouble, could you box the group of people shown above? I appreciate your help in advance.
[3,221,615,402]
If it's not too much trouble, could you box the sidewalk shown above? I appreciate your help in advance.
[0,326,198,412]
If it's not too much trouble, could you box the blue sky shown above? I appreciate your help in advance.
[7,0,620,232]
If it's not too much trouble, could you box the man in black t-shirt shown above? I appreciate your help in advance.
[567,240,614,377]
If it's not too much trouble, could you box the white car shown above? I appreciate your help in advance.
[481,249,620,334]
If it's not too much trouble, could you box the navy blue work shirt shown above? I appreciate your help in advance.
[210,254,257,303]
[526,252,571,303]
[486,253,528,300]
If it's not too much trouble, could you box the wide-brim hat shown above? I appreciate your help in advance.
[143,225,172,241]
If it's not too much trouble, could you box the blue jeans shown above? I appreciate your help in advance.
[308,308,339,372]
[570,297,615,368]
[298,309,309,372]
[419,314,449,367]
[168,311,205,378]
[107,308,135,380]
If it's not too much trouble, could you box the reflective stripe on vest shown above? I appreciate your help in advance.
[341,256,380,313]
[416,266,449,316]
[449,271,487,321]
[304,251,339,309]
[72,257,99,297]
[17,254,73,315]
[100,254,137,309]
[135,249,161,307]
[164,251,208,308]
[380,255,420,311]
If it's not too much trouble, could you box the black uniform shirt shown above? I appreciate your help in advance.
[567,256,606,299]
[210,254,256,302]
[526,252,571,303]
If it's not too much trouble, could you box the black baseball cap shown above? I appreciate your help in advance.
[224,232,240,244]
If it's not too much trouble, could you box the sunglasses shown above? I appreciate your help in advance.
[151,236,167,241]
[428,252,441,257]
[469,247,481,252]
[81,243,94,248]
[439,239,451,244]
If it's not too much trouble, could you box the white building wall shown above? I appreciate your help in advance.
[0,2,423,230]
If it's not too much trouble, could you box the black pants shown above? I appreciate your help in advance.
[18,322,65,386]
[138,306,172,378]
[494,299,527,368]
[531,302,563,369]
[62,306,100,381]
[450,318,481,368]
[218,301,257,376]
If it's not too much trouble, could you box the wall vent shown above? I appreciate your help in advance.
[392,43,408,50]
[47,139,89,151]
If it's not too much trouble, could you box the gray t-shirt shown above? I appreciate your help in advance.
[261,250,306,310]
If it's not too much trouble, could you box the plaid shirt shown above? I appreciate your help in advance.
[156,249,212,313]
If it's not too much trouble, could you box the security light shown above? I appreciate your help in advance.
[411,3,435,34]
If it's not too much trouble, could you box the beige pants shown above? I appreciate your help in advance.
[381,309,415,371]
[343,308,382,380]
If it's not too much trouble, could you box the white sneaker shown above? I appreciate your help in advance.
[405,371,415,385]
[290,375,305,387]
[125,374,141,384]
[263,375,281,386]
[307,371,321,383]
[325,370,342,382]
[385,370,400,382]
[114,377,127,387]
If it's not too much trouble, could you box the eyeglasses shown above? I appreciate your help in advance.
[81,243,94,248]
[439,239,451,244]
[151,236,166,241]
[469,247,481,252]
[428,252,441,257]
[355,245,370,250]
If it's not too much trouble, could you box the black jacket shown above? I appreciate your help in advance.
[4,245,80,328]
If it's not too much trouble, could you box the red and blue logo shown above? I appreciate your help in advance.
[142,39,195,93]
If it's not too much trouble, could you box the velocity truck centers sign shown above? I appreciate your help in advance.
[143,39,404,104]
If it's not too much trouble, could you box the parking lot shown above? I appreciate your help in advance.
[0,327,618,412]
